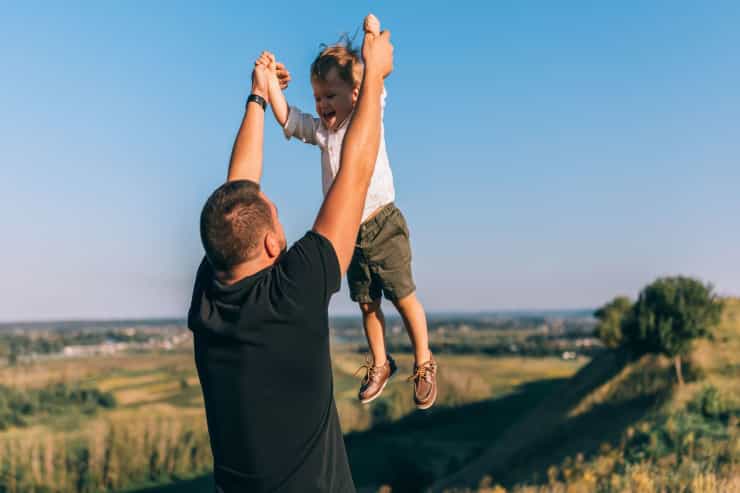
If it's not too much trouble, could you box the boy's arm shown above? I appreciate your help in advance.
[261,52,320,145]
[313,16,393,273]
[226,54,270,183]
[267,57,290,127]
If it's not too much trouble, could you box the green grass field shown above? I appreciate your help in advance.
[7,301,736,493]
[0,345,585,493]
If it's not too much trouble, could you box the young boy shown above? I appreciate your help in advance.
[261,15,437,409]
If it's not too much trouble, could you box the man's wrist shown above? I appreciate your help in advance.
[250,86,268,100]
[362,67,386,84]
[361,71,385,94]
[247,93,268,111]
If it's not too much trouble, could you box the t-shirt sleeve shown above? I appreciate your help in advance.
[283,106,321,145]
[278,231,341,305]
[187,257,211,332]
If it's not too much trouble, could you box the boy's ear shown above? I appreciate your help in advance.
[352,85,360,103]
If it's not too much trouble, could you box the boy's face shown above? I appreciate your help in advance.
[311,67,359,131]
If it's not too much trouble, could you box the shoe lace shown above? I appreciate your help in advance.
[407,365,427,382]
[407,360,435,383]
[354,356,378,385]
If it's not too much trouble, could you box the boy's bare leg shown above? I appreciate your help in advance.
[392,292,431,364]
[360,299,387,366]
[357,299,398,404]
[393,291,437,409]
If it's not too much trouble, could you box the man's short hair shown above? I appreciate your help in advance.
[200,180,273,271]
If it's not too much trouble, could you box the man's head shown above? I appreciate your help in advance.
[310,44,363,131]
[200,180,286,277]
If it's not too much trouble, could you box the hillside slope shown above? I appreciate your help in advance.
[430,298,740,491]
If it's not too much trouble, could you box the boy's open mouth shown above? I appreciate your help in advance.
[322,111,336,121]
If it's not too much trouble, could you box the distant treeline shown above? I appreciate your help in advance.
[358,334,604,358]
[0,331,159,362]
[0,383,116,430]
[333,314,596,335]
[0,319,184,333]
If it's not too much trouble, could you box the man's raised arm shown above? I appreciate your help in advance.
[313,15,393,273]
[226,53,272,183]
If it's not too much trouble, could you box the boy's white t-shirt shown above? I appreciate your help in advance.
[282,89,395,223]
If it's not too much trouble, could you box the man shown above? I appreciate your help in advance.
[187,16,394,493]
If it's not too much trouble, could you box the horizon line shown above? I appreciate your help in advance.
[0,307,599,326]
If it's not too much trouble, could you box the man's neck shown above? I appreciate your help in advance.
[216,256,276,285]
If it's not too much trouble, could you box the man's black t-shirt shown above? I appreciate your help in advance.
[188,231,355,493]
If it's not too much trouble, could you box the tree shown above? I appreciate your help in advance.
[594,296,633,349]
[623,276,722,385]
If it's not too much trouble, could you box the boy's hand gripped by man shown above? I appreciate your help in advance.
[254,51,291,97]
[270,54,292,90]
[254,51,292,129]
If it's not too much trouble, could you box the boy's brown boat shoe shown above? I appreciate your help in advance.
[408,355,437,410]
[355,354,397,404]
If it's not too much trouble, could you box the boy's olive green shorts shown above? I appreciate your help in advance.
[347,203,416,304]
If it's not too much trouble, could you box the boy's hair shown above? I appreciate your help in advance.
[311,37,363,88]
[200,180,274,271]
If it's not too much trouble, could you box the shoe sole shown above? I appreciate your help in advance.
[359,363,397,405]
[414,368,438,410]
[415,386,437,410]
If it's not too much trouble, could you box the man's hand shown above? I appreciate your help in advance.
[252,52,272,99]
[364,13,380,36]
[362,16,393,80]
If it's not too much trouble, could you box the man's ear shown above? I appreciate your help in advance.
[265,231,282,259]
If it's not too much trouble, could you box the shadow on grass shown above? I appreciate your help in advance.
[127,377,568,493]
[428,350,670,491]
[127,475,214,493]
[346,377,570,492]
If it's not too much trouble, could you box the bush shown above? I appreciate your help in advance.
[594,296,632,349]
[691,386,728,419]
[0,383,117,427]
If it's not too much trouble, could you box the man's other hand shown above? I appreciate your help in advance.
[364,13,380,36]
[362,18,393,80]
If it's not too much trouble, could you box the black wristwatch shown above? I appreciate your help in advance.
[246,94,267,111]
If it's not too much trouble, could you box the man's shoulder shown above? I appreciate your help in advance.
[278,231,340,300]
[281,231,338,272]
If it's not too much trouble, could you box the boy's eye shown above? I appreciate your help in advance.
[327,94,335,99]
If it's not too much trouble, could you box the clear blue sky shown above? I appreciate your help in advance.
[1,2,738,321]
